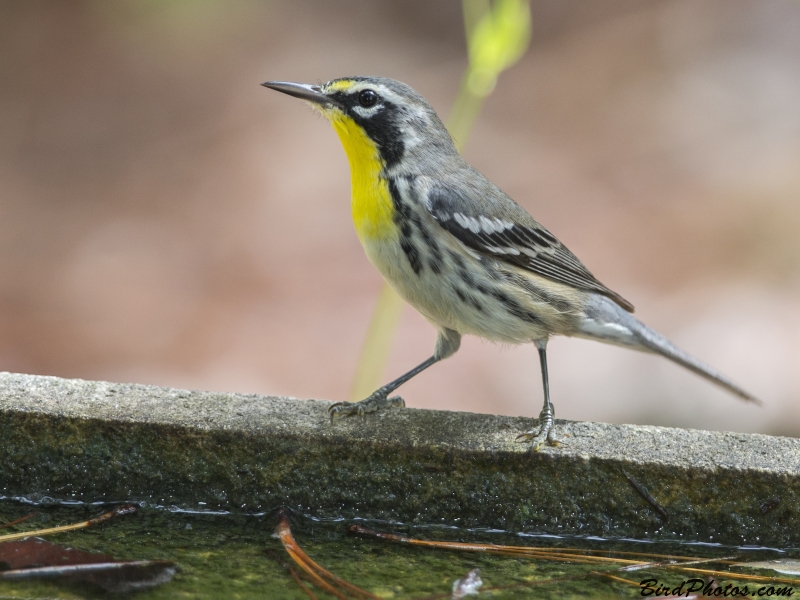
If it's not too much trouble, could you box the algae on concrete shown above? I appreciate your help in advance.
[1,372,799,547]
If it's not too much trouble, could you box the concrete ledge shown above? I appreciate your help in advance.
[0,371,797,546]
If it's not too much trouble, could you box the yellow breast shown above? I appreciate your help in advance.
[330,115,397,242]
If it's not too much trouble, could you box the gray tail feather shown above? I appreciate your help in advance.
[579,295,761,405]
[631,320,761,405]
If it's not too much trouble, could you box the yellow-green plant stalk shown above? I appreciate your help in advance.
[349,0,532,401]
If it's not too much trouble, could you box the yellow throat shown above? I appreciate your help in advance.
[329,114,396,242]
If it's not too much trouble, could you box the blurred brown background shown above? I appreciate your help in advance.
[1,0,798,435]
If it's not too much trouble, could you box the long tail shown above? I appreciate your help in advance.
[576,295,761,405]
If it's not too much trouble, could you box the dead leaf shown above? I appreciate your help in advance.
[0,537,177,593]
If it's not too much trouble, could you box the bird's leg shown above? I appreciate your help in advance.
[329,356,438,421]
[329,327,461,422]
[517,341,558,450]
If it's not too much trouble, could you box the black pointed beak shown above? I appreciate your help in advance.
[261,81,339,107]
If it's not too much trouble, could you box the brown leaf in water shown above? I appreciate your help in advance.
[0,537,177,593]
[0,537,113,569]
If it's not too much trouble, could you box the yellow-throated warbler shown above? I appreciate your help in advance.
[263,76,759,448]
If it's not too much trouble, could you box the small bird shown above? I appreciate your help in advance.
[263,76,759,448]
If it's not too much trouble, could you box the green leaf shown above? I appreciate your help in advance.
[466,0,531,96]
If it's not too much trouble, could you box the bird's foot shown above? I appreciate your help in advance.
[328,388,405,423]
[516,403,559,451]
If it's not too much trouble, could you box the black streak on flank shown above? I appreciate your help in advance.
[388,179,410,221]
[388,178,423,275]
[502,270,574,313]
[428,256,442,275]
[417,224,442,274]
[447,249,465,271]
[492,289,542,325]
[400,237,422,275]
[453,286,481,312]
[459,269,475,287]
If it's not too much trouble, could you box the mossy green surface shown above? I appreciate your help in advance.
[2,502,795,599]
[2,409,798,548]
[2,372,800,548]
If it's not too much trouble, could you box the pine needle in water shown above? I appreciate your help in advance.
[0,505,137,543]
[275,510,379,600]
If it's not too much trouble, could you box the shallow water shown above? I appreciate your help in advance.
[1,499,797,599]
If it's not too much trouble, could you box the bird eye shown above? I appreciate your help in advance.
[358,89,378,108]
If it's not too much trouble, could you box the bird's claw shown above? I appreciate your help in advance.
[516,404,559,451]
[515,429,559,451]
[328,390,405,423]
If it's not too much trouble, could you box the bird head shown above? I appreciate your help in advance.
[262,77,457,170]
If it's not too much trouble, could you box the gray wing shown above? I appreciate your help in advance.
[425,182,635,313]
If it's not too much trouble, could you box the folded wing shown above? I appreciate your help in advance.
[425,184,635,312]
